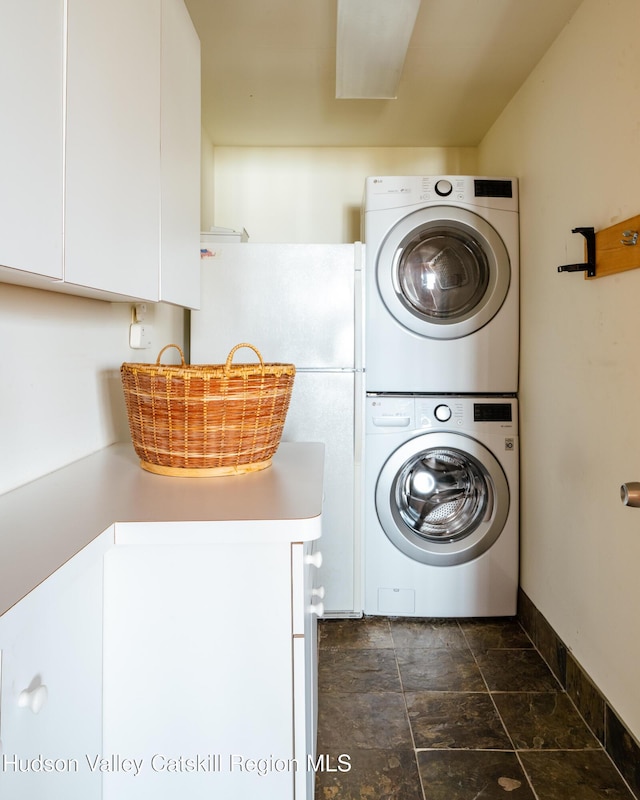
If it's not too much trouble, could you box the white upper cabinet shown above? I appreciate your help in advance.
[64,0,162,301]
[160,0,201,309]
[0,0,201,306]
[0,0,64,281]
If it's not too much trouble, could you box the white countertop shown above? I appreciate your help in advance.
[0,442,324,616]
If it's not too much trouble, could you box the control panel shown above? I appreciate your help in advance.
[366,394,517,434]
[364,175,518,213]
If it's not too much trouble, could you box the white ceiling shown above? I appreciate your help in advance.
[184,0,583,147]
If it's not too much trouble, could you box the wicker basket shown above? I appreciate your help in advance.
[120,343,295,477]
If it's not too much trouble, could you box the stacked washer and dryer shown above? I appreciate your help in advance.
[363,175,519,617]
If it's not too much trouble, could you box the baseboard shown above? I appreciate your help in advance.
[517,589,640,799]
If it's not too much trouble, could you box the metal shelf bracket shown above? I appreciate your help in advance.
[557,227,596,277]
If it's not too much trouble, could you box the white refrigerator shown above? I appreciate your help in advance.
[190,242,363,616]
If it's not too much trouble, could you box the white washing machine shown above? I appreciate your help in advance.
[364,394,518,617]
[363,175,519,394]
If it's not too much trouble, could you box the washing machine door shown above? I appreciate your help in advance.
[377,206,510,340]
[376,432,509,566]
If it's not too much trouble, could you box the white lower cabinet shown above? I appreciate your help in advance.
[0,444,323,799]
[102,535,319,799]
[0,532,320,799]
[292,543,322,800]
[0,530,113,798]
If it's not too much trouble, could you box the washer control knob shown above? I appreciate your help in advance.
[434,404,452,422]
[435,179,453,196]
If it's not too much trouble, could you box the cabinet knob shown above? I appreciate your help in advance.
[309,601,325,618]
[18,684,48,714]
[305,551,323,568]
[312,586,326,599]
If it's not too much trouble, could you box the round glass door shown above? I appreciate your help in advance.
[398,229,489,322]
[377,206,510,340]
[395,448,489,540]
[376,433,509,566]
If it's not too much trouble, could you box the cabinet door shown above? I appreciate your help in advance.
[160,0,201,308]
[0,531,111,799]
[64,0,161,300]
[0,0,64,279]
[292,542,322,800]
[103,540,295,799]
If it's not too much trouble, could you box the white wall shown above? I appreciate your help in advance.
[0,284,185,495]
[479,0,640,741]
[212,147,477,242]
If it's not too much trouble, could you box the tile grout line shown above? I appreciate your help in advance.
[316,617,639,800]
[515,619,640,800]
[389,619,430,800]
[496,619,637,800]
[505,620,592,800]
[457,620,542,800]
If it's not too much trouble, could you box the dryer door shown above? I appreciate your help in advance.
[376,432,509,566]
[377,206,510,340]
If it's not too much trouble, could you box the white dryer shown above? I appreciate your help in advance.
[364,394,518,617]
[363,175,519,394]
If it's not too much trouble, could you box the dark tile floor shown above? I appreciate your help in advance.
[315,617,637,800]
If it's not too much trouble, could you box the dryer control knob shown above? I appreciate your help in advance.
[434,404,452,422]
[435,179,453,196]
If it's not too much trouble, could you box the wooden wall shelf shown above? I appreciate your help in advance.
[558,214,640,280]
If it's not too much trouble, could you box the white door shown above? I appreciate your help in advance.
[0,0,64,279]
[159,0,201,308]
[64,0,161,299]
[0,533,109,799]
[281,371,356,614]
[192,243,356,368]
[103,540,296,799]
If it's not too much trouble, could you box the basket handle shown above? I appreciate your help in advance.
[225,343,265,373]
[156,344,186,366]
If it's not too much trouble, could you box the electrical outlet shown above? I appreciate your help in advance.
[129,322,153,349]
